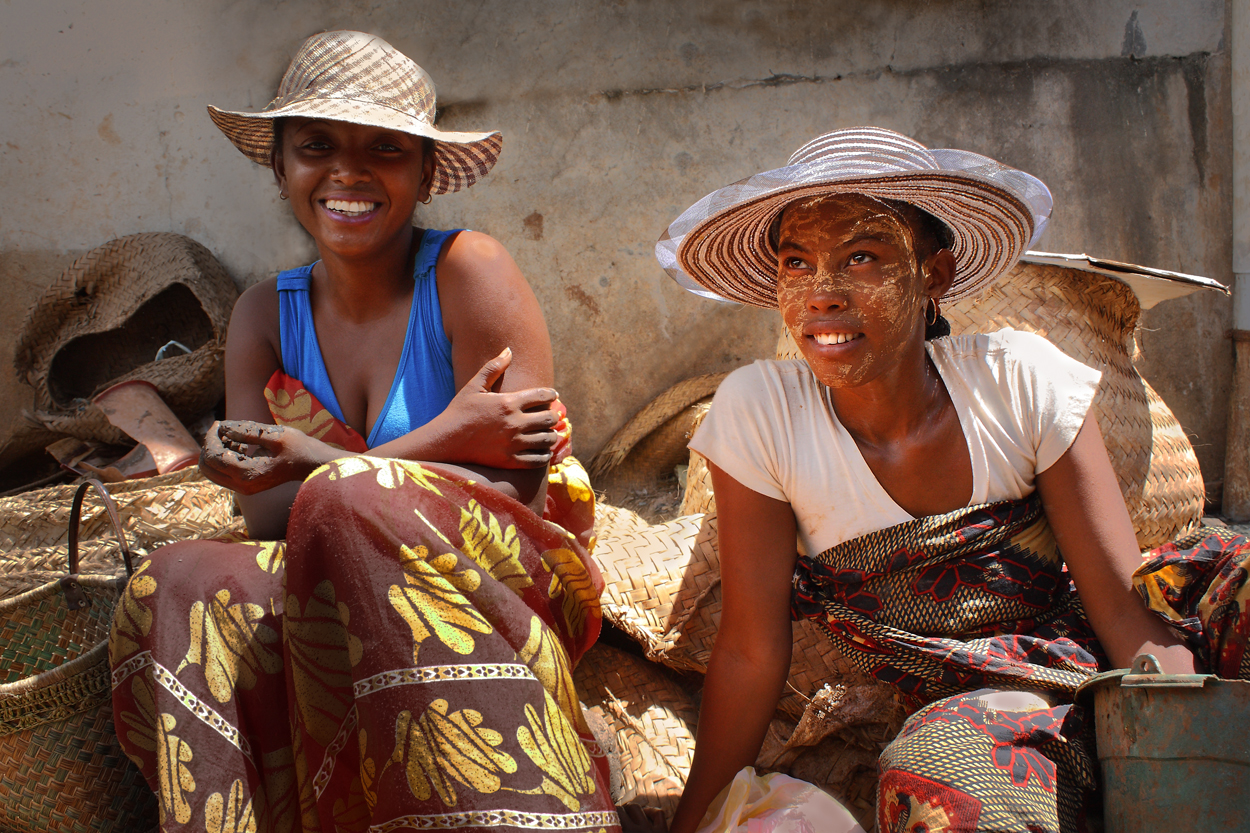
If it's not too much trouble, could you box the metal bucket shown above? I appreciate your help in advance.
[1076,654,1250,832]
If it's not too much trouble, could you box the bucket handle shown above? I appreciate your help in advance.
[60,477,134,610]
[1121,653,1208,689]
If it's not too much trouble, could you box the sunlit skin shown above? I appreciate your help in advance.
[277,117,434,268]
[665,192,1195,833]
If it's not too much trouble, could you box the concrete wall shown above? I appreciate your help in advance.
[0,0,1235,501]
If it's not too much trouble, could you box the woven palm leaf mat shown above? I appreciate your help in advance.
[13,232,238,446]
[575,641,901,830]
[575,643,698,821]
[0,467,234,576]
[592,507,900,707]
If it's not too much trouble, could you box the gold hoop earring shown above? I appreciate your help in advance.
[925,297,939,326]
[419,194,432,205]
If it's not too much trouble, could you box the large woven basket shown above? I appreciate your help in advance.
[0,579,157,832]
[0,467,235,576]
[589,374,726,500]
[0,481,158,832]
[947,259,1204,548]
[14,233,238,444]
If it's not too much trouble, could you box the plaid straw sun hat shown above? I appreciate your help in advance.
[208,30,501,194]
[656,127,1053,306]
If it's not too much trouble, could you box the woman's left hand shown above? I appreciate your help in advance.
[200,420,335,495]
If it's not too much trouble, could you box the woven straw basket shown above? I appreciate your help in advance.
[589,374,726,500]
[14,233,238,444]
[0,481,158,832]
[0,467,234,578]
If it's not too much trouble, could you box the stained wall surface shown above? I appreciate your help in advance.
[0,0,1234,500]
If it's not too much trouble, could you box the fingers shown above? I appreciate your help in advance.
[513,408,561,435]
[218,420,284,450]
[199,423,260,492]
[473,347,513,392]
[512,387,559,412]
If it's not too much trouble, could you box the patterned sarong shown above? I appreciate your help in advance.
[1132,525,1250,678]
[792,497,1250,832]
[109,374,619,832]
[791,496,1105,708]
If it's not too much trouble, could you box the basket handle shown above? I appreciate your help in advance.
[61,478,134,610]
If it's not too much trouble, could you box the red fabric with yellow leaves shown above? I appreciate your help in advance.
[109,374,615,832]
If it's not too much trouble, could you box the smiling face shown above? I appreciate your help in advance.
[776,193,951,389]
[273,117,435,261]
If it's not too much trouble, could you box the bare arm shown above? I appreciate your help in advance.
[669,462,798,833]
[203,233,560,537]
[364,230,558,506]
[209,280,301,540]
[1035,415,1194,673]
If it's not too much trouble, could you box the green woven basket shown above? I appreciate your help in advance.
[0,480,157,832]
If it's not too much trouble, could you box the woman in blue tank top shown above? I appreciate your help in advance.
[110,31,623,833]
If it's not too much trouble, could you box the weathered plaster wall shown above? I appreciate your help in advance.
[0,0,1234,500]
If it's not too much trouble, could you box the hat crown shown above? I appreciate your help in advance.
[272,31,436,125]
[786,127,940,176]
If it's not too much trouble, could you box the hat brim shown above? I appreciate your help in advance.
[207,100,502,195]
[657,165,1040,307]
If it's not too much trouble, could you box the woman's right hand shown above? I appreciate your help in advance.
[432,347,561,469]
[668,462,799,833]
[200,419,334,494]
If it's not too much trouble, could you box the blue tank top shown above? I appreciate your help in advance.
[276,228,460,448]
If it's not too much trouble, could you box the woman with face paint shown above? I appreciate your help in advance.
[654,128,1250,832]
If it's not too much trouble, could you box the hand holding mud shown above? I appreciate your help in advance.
[199,419,330,494]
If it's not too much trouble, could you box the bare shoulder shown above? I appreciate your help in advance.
[438,230,527,290]
[436,229,542,323]
[224,277,283,421]
[433,230,553,389]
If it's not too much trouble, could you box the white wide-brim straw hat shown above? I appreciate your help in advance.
[208,30,502,195]
[656,127,1053,306]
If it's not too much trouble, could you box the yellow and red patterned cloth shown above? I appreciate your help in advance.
[109,373,617,832]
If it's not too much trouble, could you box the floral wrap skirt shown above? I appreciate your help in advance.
[108,372,619,833]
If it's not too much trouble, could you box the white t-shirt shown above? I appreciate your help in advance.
[688,329,1102,557]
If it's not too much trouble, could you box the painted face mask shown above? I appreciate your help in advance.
[775,193,933,388]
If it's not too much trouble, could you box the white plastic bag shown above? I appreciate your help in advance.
[695,767,867,833]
